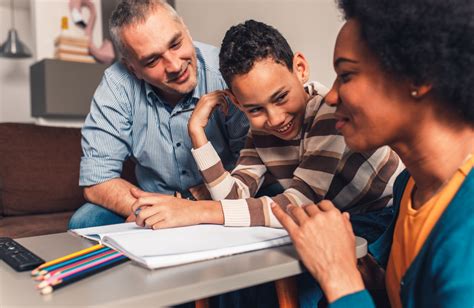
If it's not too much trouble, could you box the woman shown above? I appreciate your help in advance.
[272,0,474,306]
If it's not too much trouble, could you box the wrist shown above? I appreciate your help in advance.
[320,266,365,303]
[188,124,208,149]
[195,200,224,224]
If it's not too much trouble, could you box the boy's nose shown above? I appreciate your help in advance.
[266,109,285,128]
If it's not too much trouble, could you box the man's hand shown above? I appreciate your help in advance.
[188,90,235,149]
[130,187,202,229]
[271,201,365,303]
[83,178,139,217]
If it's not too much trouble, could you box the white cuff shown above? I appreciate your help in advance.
[191,141,221,171]
[220,199,251,227]
[263,196,283,228]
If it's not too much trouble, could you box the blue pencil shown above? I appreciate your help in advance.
[39,255,129,295]
[37,247,111,276]
[41,250,118,280]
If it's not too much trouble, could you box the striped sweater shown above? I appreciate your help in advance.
[191,82,404,227]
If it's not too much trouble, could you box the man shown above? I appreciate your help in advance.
[68,0,248,229]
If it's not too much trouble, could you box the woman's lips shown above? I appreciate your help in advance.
[335,119,347,130]
[334,113,349,130]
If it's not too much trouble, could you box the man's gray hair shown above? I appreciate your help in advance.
[109,0,180,59]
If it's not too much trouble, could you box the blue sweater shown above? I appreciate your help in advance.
[330,169,474,308]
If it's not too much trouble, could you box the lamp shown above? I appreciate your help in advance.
[0,0,32,58]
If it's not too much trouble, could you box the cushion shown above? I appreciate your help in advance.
[0,123,85,216]
[0,211,74,238]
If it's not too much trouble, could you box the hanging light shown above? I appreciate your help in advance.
[0,0,32,58]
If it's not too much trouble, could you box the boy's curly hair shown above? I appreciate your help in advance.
[219,20,294,87]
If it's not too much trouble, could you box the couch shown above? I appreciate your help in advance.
[0,123,135,239]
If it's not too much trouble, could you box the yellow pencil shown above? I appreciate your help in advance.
[31,244,104,276]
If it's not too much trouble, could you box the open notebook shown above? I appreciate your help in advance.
[69,223,291,270]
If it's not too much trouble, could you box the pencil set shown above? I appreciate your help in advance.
[30,244,128,295]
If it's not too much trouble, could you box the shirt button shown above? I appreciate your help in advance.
[176,142,181,147]
[181,170,187,175]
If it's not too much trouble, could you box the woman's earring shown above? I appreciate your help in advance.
[411,90,418,97]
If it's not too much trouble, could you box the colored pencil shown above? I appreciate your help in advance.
[31,244,104,275]
[38,251,124,288]
[35,246,111,278]
[39,249,116,280]
[39,255,129,295]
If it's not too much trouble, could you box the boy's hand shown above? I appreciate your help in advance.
[130,187,201,229]
[188,90,235,148]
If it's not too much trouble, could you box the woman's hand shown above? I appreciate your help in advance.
[188,90,235,148]
[271,200,365,303]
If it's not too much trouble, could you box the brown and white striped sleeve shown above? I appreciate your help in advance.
[191,133,268,201]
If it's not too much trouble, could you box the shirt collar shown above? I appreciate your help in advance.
[144,44,205,109]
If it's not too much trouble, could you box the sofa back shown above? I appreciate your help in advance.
[0,123,136,217]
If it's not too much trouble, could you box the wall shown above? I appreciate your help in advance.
[30,0,102,61]
[0,0,343,124]
[0,0,102,125]
[176,0,344,87]
[0,2,35,123]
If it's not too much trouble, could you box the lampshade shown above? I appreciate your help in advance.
[0,29,32,58]
[0,0,32,58]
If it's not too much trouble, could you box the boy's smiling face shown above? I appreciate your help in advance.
[230,54,310,140]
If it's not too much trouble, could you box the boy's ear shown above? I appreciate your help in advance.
[227,87,245,111]
[292,52,310,84]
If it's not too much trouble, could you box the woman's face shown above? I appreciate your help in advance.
[325,19,416,152]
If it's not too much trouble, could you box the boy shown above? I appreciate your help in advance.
[190,19,403,234]
[132,20,403,244]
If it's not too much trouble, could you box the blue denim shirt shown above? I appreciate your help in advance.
[80,42,249,197]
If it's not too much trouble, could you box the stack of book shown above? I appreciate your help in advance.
[54,17,95,64]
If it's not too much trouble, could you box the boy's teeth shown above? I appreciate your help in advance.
[277,120,293,132]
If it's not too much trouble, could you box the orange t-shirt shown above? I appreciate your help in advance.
[385,154,474,308]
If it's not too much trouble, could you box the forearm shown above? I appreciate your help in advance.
[83,178,138,217]
[192,141,265,200]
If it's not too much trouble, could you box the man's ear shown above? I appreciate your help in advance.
[293,52,310,84]
[122,58,142,80]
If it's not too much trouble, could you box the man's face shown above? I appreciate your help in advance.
[121,8,197,104]
[230,56,309,140]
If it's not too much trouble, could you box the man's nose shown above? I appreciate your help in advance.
[164,54,181,74]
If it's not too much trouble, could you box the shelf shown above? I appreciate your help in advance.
[30,59,108,118]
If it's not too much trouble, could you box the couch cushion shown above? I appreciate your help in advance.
[0,123,85,216]
[0,211,74,238]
